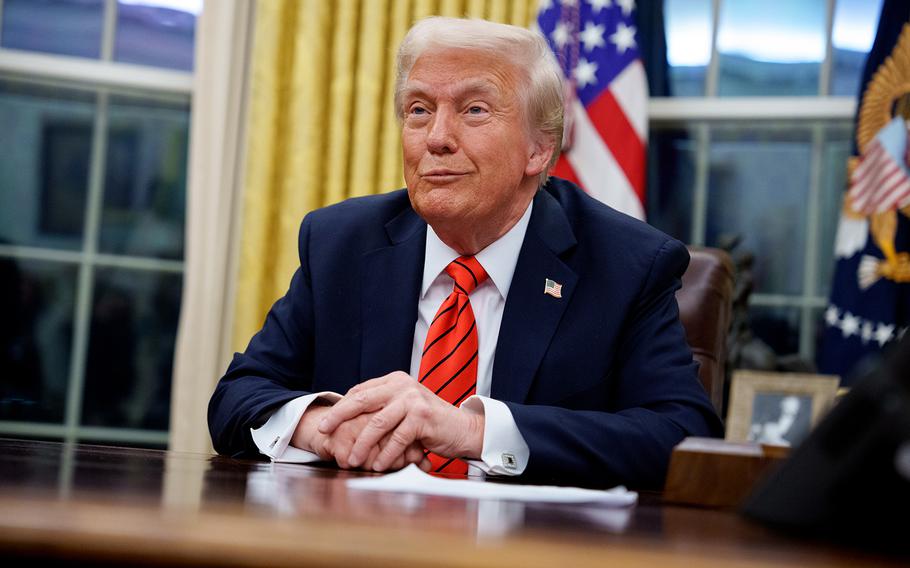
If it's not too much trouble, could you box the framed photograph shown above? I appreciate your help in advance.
[725,370,840,447]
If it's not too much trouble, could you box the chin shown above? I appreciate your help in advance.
[409,186,463,220]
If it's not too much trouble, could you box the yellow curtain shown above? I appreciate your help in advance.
[233,0,538,351]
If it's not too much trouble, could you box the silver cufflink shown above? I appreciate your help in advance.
[269,435,280,449]
[502,453,517,469]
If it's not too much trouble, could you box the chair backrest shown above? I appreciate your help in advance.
[676,246,735,414]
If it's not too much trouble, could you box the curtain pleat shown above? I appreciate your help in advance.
[233,0,538,351]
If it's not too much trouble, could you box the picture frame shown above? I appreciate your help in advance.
[725,370,840,447]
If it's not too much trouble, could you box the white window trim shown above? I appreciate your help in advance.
[0,49,193,94]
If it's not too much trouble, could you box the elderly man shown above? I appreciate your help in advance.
[208,17,722,489]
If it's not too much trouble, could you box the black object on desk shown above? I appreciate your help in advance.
[742,333,910,553]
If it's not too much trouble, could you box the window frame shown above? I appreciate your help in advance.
[652,0,860,362]
[0,0,193,447]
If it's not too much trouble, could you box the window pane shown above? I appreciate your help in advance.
[664,0,713,96]
[0,0,104,59]
[717,0,826,96]
[705,126,812,295]
[99,95,189,260]
[647,126,696,241]
[831,0,883,96]
[817,123,854,297]
[0,79,96,251]
[0,258,77,423]
[114,0,200,71]
[82,268,182,430]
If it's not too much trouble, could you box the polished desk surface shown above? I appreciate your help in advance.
[0,438,902,567]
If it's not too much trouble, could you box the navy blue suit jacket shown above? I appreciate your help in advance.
[208,178,723,489]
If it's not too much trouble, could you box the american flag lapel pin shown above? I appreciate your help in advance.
[544,278,563,298]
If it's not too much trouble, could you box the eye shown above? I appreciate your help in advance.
[408,104,428,116]
[467,106,486,114]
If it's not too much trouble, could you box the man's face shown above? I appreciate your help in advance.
[400,48,551,253]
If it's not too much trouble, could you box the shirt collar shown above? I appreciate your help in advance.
[421,200,534,300]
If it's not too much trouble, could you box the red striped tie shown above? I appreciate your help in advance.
[419,256,488,475]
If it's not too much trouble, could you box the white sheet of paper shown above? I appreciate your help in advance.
[346,464,638,506]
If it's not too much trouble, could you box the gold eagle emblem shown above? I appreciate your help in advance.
[846,23,910,286]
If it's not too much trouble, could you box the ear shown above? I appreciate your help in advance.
[525,137,556,177]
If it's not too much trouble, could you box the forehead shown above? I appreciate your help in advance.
[403,47,523,98]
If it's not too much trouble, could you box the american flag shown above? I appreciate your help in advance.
[537,0,648,220]
[544,278,563,298]
[847,117,910,215]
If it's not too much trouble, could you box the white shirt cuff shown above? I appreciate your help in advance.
[461,395,529,476]
[250,392,342,462]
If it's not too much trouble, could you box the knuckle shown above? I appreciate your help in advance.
[414,401,433,421]
[389,428,412,448]
[369,413,390,430]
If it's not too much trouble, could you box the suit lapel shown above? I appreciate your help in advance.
[492,189,578,403]
[360,207,426,381]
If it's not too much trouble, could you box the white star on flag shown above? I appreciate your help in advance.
[573,58,598,88]
[616,0,635,16]
[587,0,612,13]
[579,22,606,52]
[874,322,894,347]
[551,21,571,49]
[840,312,860,338]
[610,22,637,54]
[539,0,554,11]
[824,305,840,326]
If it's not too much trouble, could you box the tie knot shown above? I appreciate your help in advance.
[445,256,488,295]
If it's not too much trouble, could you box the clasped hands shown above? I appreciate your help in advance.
[291,371,484,472]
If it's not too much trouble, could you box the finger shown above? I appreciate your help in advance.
[347,400,409,468]
[371,414,421,472]
[385,442,426,471]
[418,456,432,472]
[403,442,426,466]
[361,429,398,471]
[324,427,357,469]
[319,380,407,435]
[363,444,382,471]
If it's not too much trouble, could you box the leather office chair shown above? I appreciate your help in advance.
[676,246,734,415]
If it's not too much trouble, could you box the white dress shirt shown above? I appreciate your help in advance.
[251,202,533,476]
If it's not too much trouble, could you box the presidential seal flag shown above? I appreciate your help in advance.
[818,0,910,384]
[536,0,648,220]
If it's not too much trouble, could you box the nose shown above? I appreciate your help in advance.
[426,108,458,154]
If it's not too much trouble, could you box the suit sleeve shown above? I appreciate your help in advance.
[505,239,724,489]
[208,217,319,457]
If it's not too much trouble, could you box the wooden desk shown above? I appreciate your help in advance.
[0,438,901,567]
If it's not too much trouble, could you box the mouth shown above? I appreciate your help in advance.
[420,169,469,183]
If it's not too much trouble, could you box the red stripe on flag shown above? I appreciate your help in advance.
[851,144,887,187]
[551,156,582,187]
[851,156,898,210]
[874,178,910,212]
[865,164,907,211]
[585,89,646,202]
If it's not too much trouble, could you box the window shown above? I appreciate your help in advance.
[651,0,881,364]
[0,0,198,447]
